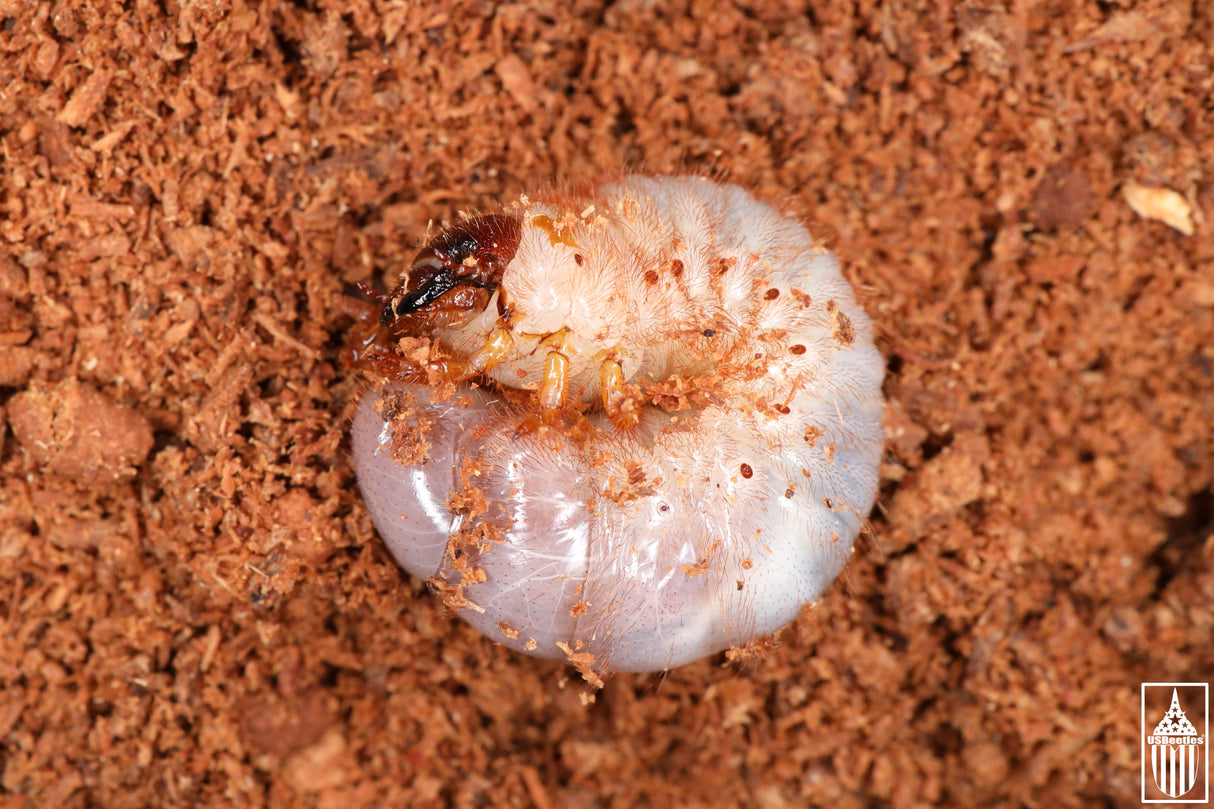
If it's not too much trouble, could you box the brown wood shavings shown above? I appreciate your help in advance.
[0,0,1211,807]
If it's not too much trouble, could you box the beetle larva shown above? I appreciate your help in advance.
[352,175,884,678]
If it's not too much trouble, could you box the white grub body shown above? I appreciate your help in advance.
[352,175,884,674]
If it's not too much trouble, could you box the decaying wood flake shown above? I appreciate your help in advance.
[1122,182,1194,236]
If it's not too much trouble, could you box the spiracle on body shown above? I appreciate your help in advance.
[351,175,884,681]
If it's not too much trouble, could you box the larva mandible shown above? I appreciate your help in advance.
[351,175,884,678]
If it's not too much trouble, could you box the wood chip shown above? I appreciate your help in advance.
[57,69,113,127]
[1122,182,1195,236]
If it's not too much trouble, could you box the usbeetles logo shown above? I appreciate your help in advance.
[1142,683,1208,803]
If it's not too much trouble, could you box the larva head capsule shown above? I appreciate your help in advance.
[380,213,522,328]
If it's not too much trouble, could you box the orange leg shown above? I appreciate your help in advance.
[513,349,570,436]
[466,325,514,375]
[599,358,638,429]
[537,351,569,415]
[599,358,624,411]
[418,324,514,382]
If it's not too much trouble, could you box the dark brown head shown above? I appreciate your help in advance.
[381,214,522,328]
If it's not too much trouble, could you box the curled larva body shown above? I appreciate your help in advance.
[352,175,884,675]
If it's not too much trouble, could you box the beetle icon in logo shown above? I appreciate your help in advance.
[1143,683,1208,803]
